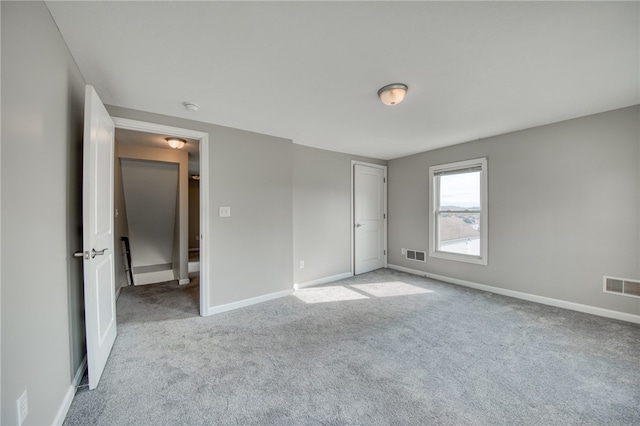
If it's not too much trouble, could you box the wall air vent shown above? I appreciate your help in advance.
[604,276,640,298]
[406,249,426,263]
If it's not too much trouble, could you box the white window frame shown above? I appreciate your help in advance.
[428,157,488,265]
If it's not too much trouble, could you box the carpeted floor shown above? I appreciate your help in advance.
[64,269,640,425]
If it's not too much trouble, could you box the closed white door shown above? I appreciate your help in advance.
[82,85,117,390]
[354,164,386,275]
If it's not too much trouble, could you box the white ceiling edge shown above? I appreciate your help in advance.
[46,1,640,160]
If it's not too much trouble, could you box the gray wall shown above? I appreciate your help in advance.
[118,144,190,283]
[106,106,294,307]
[293,145,386,284]
[388,106,640,315]
[121,160,179,268]
[1,2,86,424]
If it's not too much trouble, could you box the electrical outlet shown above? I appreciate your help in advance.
[401,248,406,255]
[17,390,28,425]
[299,260,304,269]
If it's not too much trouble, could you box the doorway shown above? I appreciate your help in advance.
[351,161,387,275]
[112,118,210,316]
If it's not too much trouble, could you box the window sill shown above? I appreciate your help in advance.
[429,250,488,266]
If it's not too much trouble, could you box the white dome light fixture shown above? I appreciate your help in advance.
[166,137,186,149]
[378,83,408,106]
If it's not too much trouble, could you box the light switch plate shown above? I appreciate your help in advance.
[219,206,231,217]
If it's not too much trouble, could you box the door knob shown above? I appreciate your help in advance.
[91,248,108,259]
[356,223,363,227]
[74,251,89,260]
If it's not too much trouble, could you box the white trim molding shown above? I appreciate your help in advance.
[388,264,640,324]
[111,117,211,317]
[294,272,353,291]
[111,118,206,141]
[53,357,87,426]
[207,289,293,316]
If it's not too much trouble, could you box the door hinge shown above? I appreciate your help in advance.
[384,177,386,183]
[384,250,386,255]
[384,213,386,219]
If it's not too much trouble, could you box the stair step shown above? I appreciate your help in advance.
[133,269,175,286]
[188,261,200,273]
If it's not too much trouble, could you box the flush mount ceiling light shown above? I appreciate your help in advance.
[378,83,408,106]
[166,137,186,149]
[191,175,200,181]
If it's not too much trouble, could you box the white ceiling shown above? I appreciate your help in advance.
[47,1,639,160]
[115,128,200,175]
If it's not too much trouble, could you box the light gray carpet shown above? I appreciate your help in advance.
[64,269,640,425]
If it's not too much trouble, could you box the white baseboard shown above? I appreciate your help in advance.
[178,278,191,285]
[115,285,123,301]
[207,288,293,316]
[52,356,87,426]
[387,264,640,324]
[294,272,353,291]
[188,261,200,273]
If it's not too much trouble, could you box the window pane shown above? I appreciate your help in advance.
[429,158,487,265]
[439,171,480,210]
[438,212,480,256]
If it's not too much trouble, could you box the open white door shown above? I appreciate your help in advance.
[82,85,117,389]
[354,163,387,275]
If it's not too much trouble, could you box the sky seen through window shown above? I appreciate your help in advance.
[440,171,480,209]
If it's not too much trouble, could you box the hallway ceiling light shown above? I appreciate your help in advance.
[191,175,200,181]
[166,137,186,149]
[378,83,408,106]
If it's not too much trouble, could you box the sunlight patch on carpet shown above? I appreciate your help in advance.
[350,281,433,298]
[294,281,433,304]
[294,286,368,304]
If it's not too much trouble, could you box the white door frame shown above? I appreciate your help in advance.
[112,117,210,317]
[350,160,388,275]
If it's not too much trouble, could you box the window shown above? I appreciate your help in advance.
[429,158,487,265]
